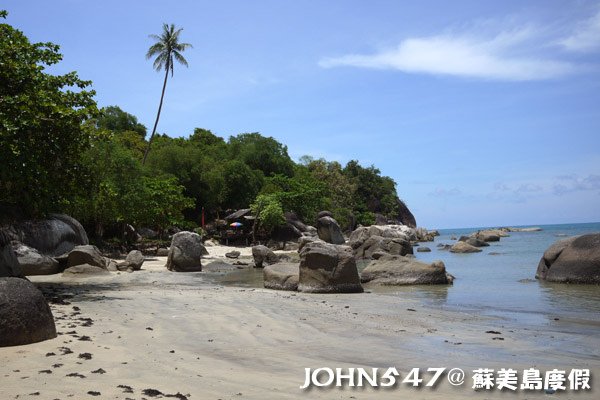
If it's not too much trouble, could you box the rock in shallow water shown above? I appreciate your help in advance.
[450,241,482,253]
[536,233,600,283]
[361,255,453,285]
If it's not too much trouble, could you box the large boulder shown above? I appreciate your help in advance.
[166,231,205,272]
[351,229,413,259]
[316,216,345,245]
[361,255,453,285]
[12,243,60,275]
[536,234,600,283]
[0,277,57,347]
[298,241,363,293]
[67,245,108,269]
[252,245,279,268]
[4,214,88,257]
[396,199,417,228]
[0,231,22,278]
[348,225,416,259]
[263,263,299,291]
[450,242,482,253]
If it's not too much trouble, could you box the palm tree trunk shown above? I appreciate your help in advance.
[142,62,170,165]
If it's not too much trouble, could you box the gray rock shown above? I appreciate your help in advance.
[316,210,334,219]
[264,263,299,291]
[125,250,144,269]
[117,250,144,271]
[0,277,57,347]
[166,231,205,272]
[63,264,111,276]
[106,260,118,271]
[67,245,108,269]
[361,255,453,285]
[252,245,279,268]
[156,247,169,256]
[416,246,431,252]
[225,250,241,259]
[450,242,482,253]
[470,229,508,242]
[298,235,320,252]
[298,241,363,293]
[459,237,489,247]
[354,235,413,259]
[203,261,238,272]
[4,214,88,257]
[138,227,159,239]
[0,231,23,278]
[12,243,60,275]
[285,212,309,232]
[316,216,345,245]
[536,234,600,283]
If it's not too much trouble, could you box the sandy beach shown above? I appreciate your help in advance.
[1,245,598,399]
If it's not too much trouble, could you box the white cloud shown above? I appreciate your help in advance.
[319,28,577,81]
[429,187,462,197]
[558,10,600,52]
[553,174,600,195]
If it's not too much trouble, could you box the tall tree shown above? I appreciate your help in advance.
[142,23,191,165]
[0,11,97,218]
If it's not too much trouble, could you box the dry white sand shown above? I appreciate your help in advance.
[1,245,598,399]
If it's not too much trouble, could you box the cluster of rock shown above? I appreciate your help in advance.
[260,212,453,292]
[348,224,414,259]
[448,229,510,253]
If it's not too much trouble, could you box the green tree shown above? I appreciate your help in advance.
[0,12,97,217]
[251,194,285,235]
[229,133,295,177]
[134,176,194,233]
[96,105,146,137]
[143,23,192,165]
[222,160,264,210]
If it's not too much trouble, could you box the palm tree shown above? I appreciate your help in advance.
[143,23,192,165]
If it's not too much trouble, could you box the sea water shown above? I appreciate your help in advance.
[212,222,600,329]
[407,222,600,328]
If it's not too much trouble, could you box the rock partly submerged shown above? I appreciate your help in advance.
[536,234,600,284]
[361,255,453,285]
[450,241,482,253]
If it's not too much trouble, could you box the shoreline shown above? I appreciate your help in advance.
[1,248,599,399]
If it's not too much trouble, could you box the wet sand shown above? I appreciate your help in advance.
[1,247,598,399]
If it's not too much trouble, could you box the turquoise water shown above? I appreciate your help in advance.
[408,222,600,326]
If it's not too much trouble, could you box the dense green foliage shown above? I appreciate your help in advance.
[0,12,413,239]
[0,13,97,217]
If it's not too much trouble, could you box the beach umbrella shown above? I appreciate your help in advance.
[230,222,243,228]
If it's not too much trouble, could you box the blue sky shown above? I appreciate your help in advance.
[6,0,600,228]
